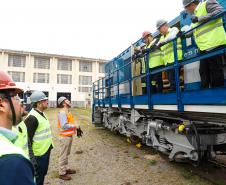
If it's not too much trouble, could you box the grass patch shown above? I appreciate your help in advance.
[73,108,91,117]
[149,159,157,166]
[181,169,193,179]
[180,168,203,183]
[131,153,139,159]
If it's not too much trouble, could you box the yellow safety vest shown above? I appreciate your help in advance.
[192,1,226,51]
[160,28,183,65]
[28,109,53,157]
[0,133,36,183]
[140,58,146,74]
[146,43,164,68]
[0,134,28,158]
[140,58,147,88]
[12,122,29,158]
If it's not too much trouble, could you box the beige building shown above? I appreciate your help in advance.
[0,49,106,107]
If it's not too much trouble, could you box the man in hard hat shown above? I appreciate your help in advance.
[156,19,183,91]
[142,31,164,93]
[183,0,226,88]
[24,90,53,185]
[57,96,83,180]
[0,70,35,185]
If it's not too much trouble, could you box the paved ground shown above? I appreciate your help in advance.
[45,108,212,185]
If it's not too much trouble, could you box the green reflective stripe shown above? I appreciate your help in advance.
[33,134,52,141]
[164,46,182,55]
[142,83,146,87]
[151,52,162,57]
[35,128,51,135]
[141,60,146,73]
[196,22,223,38]
[151,81,156,85]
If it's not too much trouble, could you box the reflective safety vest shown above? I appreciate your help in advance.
[0,134,28,159]
[141,81,146,88]
[151,81,156,86]
[58,111,76,137]
[29,109,53,157]
[12,122,29,158]
[138,58,146,88]
[192,1,226,51]
[160,28,183,65]
[146,43,164,69]
[135,57,146,74]
[140,57,146,74]
[0,134,36,183]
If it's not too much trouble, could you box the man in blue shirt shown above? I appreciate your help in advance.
[0,70,35,185]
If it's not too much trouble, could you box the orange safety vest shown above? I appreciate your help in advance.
[58,111,76,137]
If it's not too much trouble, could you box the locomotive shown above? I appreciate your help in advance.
[92,0,226,163]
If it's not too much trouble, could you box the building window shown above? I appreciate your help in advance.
[8,55,26,67]
[79,75,92,85]
[99,63,105,73]
[34,57,50,69]
[8,71,25,82]
[78,86,92,92]
[79,61,92,72]
[57,74,72,84]
[33,73,49,83]
[57,59,72,71]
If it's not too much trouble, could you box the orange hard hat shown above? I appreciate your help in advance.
[0,70,23,93]
[142,31,151,39]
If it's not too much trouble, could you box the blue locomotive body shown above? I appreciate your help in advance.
[92,1,226,163]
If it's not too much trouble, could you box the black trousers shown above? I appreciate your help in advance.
[199,53,225,88]
[150,66,163,93]
[167,69,176,91]
[141,76,147,95]
[36,147,51,185]
[151,72,163,93]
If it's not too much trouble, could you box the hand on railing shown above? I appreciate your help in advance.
[166,11,226,42]
[156,41,167,48]
[191,15,199,23]
[182,11,226,36]
[141,48,150,54]
[176,31,185,38]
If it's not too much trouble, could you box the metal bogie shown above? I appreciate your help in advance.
[96,107,226,162]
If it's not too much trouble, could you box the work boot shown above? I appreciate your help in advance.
[59,174,72,181]
[66,169,76,174]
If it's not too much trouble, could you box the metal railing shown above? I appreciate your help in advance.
[92,11,226,115]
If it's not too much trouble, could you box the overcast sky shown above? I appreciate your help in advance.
[0,0,183,60]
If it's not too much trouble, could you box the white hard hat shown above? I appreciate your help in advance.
[156,19,168,30]
[58,96,67,105]
[183,0,196,8]
[30,91,48,103]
